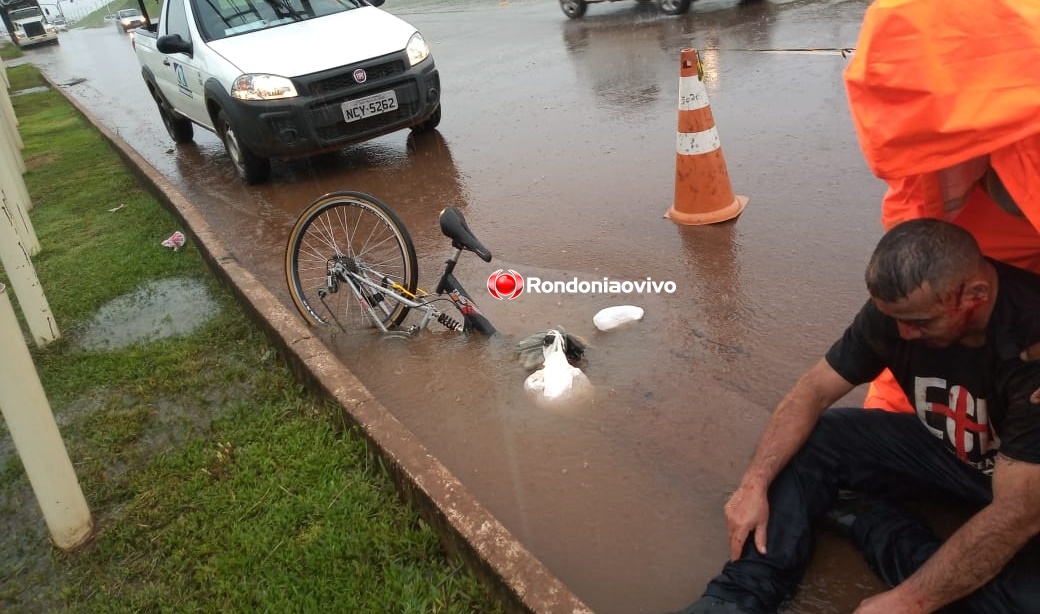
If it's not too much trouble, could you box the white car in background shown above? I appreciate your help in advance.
[115,8,146,32]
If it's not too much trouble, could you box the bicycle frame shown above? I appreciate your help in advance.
[433,247,495,335]
[339,246,495,335]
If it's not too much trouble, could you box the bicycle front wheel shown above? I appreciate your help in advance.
[285,191,418,329]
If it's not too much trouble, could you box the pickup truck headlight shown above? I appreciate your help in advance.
[405,32,429,66]
[230,75,298,101]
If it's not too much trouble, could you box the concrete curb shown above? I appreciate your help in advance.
[39,73,594,614]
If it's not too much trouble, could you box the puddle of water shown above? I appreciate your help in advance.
[75,277,220,350]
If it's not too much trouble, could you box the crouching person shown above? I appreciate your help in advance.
[675,219,1040,614]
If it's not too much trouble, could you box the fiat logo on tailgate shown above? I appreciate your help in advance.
[353,69,367,84]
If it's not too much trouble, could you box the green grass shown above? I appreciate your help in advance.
[1,41,24,61]
[6,61,43,91]
[0,63,504,614]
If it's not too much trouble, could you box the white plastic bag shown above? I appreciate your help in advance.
[524,330,590,402]
[593,305,644,331]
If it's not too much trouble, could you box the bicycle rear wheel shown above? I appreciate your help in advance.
[285,191,418,329]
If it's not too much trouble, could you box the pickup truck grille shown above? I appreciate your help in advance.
[311,80,420,142]
[315,106,411,141]
[308,60,405,96]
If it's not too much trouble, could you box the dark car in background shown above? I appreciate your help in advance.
[559,0,692,18]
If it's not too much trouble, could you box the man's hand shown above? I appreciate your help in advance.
[720,359,854,561]
[1021,341,1040,403]
[724,484,770,560]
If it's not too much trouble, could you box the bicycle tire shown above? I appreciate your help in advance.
[285,191,418,329]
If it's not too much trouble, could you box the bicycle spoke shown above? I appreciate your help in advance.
[285,192,418,330]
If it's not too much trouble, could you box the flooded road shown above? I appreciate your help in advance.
[20,0,891,611]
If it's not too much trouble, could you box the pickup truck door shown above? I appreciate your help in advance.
[152,0,211,129]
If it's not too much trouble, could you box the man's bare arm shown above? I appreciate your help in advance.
[740,358,853,489]
[725,358,855,559]
[857,454,1040,614]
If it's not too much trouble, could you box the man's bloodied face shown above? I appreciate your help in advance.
[874,281,976,348]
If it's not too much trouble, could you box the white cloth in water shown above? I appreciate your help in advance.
[524,329,589,401]
[592,305,644,331]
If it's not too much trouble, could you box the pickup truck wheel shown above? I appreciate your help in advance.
[153,93,193,143]
[559,0,587,18]
[659,0,691,14]
[217,110,270,184]
[411,105,441,134]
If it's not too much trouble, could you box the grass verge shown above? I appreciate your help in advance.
[0,63,504,614]
[1,41,24,61]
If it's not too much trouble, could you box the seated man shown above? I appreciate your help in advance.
[675,219,1040,614]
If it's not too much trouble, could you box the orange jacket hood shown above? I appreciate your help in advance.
[844,0,1040,232]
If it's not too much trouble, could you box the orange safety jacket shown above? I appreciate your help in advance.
[843,0,1040,413]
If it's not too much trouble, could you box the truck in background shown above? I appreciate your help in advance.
[131,0,441,184]
[0,0,59,48]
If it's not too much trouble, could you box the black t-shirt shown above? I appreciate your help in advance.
[825,260,1040,474]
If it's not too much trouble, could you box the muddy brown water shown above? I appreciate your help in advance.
[14,1,911,611]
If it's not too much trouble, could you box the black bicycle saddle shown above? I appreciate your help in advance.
[439,207,492,262]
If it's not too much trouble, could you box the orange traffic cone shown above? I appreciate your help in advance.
[666,48,748,225]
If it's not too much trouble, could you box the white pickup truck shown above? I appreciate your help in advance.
[131,0,440,183]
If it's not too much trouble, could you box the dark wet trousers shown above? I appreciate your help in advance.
[701,407,1040,614]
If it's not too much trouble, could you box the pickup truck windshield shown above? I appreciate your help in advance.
[194,0,365,41]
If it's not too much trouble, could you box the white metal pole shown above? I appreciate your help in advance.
[0,284,92,551]
[0,89,40,252]
[0,128,40,249]
[0,198,56,346]
[0,62,27,170]
[1,60,26,151]
[1,68,35,254]
[1,179,40,255]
